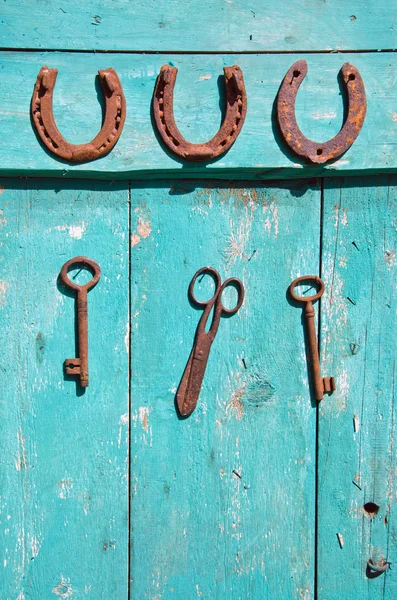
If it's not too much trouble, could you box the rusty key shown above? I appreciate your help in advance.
[289,275,335,401]
[59,256,101,387]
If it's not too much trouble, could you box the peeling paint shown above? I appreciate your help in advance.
[384,250,396,268]
[227,385,246,420]
[52,575,73,598]
[137,217,151,239]
[0,208,7,228]
[312,110,337,120]
[15,427,27,471]
[57,480,73,500]
[262,198,279,237]
[124,322,130,353]
[139,406,150,432]
[68,222,86,239]
[131,233,141,246]
[0,280,9,306]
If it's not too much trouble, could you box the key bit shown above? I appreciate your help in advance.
[64,357,81,375]
[323,376,336,394]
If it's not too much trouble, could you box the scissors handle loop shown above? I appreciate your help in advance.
[188,266,244,314]
[218,277,245,315]
[188,267,222,307]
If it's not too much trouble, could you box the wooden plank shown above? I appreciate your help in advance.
[318,176,397,599]
[0,178,129,598]
[0,52,395,180]
[129,180,319,598]
[1,0,395,51]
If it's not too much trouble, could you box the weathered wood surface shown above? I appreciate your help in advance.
[1,0,395,52]
[1,52,396,180]
[129,180,319,598]
[318,176,397,598]
[0,179,129,598]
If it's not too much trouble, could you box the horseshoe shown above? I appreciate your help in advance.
[276,60,366,164]
[31,66,126,163]
[152,64,247,161]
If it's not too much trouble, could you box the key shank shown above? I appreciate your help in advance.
[303,302,335,401]
[64,289,89,387]
[304,302,323,401]
[76,289,89,387]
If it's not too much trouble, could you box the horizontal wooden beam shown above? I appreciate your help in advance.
[0,52,396,180]
[2,0,396,52]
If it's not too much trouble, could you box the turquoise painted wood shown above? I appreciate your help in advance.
[1,0,395,52]
[318,176,397,599]
[129,180,320,598]
[0,52,397,179]
[0,179,129,598]
[2,1,397,598]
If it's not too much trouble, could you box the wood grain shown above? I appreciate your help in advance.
[0,52,396,180]
[129,180,320,598]
[1,0,395,52]
[318,176,397,598]
[0,179,129,598]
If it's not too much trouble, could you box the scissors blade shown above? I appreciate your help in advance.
[176,346,195,416]
[176,336,212,416]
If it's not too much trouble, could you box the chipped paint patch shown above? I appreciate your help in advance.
[57,480,73,500]
[0,280,9,306]
[0,184,5,194]
[68,222,86,239]
[139,407,150,432]
[52,575,73,597]
[335,370,349,411]
[30,535,41,559]
[124,322,130,353]
[118,413,128,448]
[119,413,128,425]
[137,217,151,239]
[384,250,396,268]
[199,73,212,80]
[15,427,27,471]
[262,198,279,238]
[392,112,397,122]
[227,384,246,420]
[131,233,141,246]
[312,110,337,120]
[0,208,7,228]
[223,196,257,265]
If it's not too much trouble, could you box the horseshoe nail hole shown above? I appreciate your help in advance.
[348,73,356,81]
[316,148,323,156]
[364,502,380,517]
[293,70,301,78]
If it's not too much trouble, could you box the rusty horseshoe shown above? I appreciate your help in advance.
[31,66,126,163]
[276,60,366,164]
[152,64,247,161]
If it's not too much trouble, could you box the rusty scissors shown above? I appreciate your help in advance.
[176,267,245,417]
